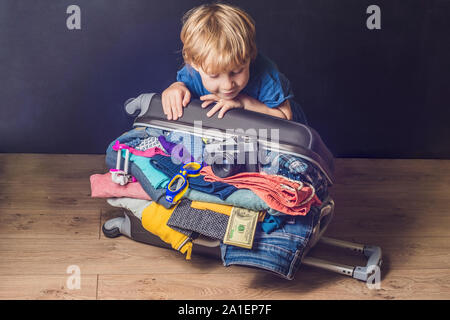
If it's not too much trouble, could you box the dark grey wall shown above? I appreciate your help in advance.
[1,0,449,158]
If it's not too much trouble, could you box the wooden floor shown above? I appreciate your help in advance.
[0,153,449,300]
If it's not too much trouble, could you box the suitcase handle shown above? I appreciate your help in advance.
[303,237,382,282]
[124,93,156,117]
[354,244,383,281]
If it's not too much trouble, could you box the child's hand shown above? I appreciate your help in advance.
[200,94,244,119]
[162,82,191,120]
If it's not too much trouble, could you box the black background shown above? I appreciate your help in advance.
[1,0,449,158]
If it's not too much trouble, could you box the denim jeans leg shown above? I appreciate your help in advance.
[220,205,321,280]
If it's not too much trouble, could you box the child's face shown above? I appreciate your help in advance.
[193,61,250,100]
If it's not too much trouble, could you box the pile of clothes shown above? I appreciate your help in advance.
[90,126,332,280]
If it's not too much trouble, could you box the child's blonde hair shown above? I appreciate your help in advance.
[180,3,257,74]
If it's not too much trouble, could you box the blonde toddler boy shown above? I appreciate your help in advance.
[162,3,307,124]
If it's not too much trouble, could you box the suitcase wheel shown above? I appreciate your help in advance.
[102,223,122,238]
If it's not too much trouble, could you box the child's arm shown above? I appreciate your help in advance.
[200,93,293,120]
[239,94,293,120]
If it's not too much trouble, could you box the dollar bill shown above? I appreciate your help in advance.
[223,207,259,249]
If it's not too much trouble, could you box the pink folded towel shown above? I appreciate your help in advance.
[90,172,151,200]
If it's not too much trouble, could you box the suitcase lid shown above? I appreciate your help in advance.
[127,93,335,185]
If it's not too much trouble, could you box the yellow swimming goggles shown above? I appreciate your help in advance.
[165,162,202,204]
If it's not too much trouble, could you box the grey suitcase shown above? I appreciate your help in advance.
[102,93,382,281]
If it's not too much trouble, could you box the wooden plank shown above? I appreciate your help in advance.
[0,209,100,239]
[0,153,106,174]
[0,153,110,211]
[330,158,450,212]
[1,155,449,300]
[0,192,110,212]
[333,158,450,183]
[96,268,450,300]
[323,207,450,238]
[0,275,97,300]
[0,178,110,211]
[0,237,447,276]
[305,236,450,276]
[2,155,448,179]
[100,195,450,241]
[1,155,448,189]
[0,238,243,276]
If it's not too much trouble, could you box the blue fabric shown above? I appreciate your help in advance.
[158,135,195,164]
[105,128,255,208]
[108,127,149,146]
[122,150,170,189]
[261,215,286,233]
[107,128,171,189]
[261,151,329,203]
[220,204,321,280]
[149,154,238,200]
[176,53,308,124]
[165,131,206,164]
[107,146,269,211]
[157,135,208,166]
[105,148,173,209]
[105,128,174,208]
[145,127,165,138]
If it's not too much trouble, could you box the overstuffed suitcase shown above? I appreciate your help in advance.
[102,93,382,281]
